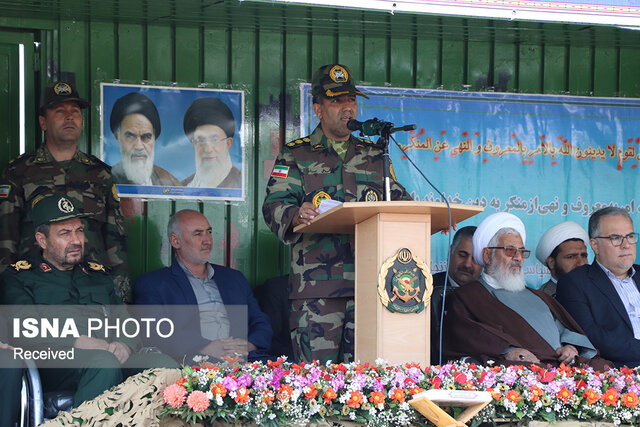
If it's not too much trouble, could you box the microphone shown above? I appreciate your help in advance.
[347,118,416,136]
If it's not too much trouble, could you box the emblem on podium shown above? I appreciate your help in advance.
[377,248,432,313]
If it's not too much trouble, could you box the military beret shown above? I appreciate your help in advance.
[40,81,90,115]
[183,97,236,139]
[110,92,161,138]
[311,64,369,100]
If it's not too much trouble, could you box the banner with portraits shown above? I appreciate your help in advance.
[100,83,244,200]
[301,83,640,287]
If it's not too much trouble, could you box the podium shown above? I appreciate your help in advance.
[294,201,482,367]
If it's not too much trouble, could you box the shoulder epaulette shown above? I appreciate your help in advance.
[10,260,32,272]
[285,137,311,148]
[86,261,108,273]
[354,137,382,149]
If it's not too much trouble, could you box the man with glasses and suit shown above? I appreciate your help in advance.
[443,212,609,369]
[558,207,640,368]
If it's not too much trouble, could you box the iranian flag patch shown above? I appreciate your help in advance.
[271,165,289,178]
[0,185,10,198]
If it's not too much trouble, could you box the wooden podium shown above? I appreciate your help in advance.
[294,201,482,367]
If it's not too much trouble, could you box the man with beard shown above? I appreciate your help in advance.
[431,225,482,363]
[134,209,272,362]
[443,212,609,369]
[0,81,131,303]
[110,92,180,186]
[535,221,589,298]
[558,207,640,368]
[182,97,241,188]
[1,194,176,407]
[262,64,411,363]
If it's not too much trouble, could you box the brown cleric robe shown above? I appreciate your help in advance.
[442,280,611,370]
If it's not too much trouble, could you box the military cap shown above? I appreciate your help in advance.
[31,194,92,228]
[183,97,236,139]
[110,92,161,138]
[39,81,90,115]
[311,64,369,100]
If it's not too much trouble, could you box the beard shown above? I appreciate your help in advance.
[121,147,154,185]
[194,151,232,188]
[487,259,526,292]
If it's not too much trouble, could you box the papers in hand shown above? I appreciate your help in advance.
[318,199,342,214]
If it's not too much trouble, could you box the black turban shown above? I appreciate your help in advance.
[183,97,235,139]
[110,92,161,138]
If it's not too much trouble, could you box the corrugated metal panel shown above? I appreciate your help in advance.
[1,3,639,288]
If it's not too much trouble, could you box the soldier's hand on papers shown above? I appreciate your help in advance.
[293,202,320,227]
[505,347,540,364]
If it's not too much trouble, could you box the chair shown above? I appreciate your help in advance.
[21,361,74,427]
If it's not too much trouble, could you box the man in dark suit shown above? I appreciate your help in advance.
[134,209,272,363]
[431,225,482,364]
[557,206,640,368]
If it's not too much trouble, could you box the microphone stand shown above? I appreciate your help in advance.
[378,124,393,202]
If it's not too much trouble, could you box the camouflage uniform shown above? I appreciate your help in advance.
[0,144,131,302]
[263,124,411,363]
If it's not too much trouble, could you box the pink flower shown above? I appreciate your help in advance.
[186,390,210,412]
[163,384,187,408]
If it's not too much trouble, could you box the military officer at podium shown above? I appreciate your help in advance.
[262,63,411,364]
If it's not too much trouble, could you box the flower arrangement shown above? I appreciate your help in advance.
[161,358,640,426]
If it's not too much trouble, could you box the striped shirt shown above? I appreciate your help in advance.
[597,262,640,339]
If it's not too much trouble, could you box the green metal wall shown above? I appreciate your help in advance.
[2,6,640,288]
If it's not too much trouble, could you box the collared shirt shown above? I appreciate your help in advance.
[597,261,640,339]
[177,259,230,341]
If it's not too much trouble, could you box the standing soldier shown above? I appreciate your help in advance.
[263,64,411,363]
[0,81,132,302]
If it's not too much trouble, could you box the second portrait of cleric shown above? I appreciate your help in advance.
[101,84,244,200]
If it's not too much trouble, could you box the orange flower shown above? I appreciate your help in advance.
[261,390,275,406]
[277,384,293,402]
[622,392,639,408]
[390,387,405,403]
[528,385,544,402]
[489,388,502,401]
[323,387,338,404]
[582,388,600,405]
[602,387,619,406]
[506,390,521,403]
[346,390,364,408]
[176,377,187,386]
[369,391,386,405]
[556,387,573,403]
[211,382,227,397]
[409,386,424,395]
[304,384,318,400]
[235,386,250,404]
[557,363,573,375]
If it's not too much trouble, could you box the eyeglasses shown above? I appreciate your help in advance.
[487,246,531,259]
[593,232,639,247]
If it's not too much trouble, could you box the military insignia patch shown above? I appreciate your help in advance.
[53,82,72,95]
[88,261,106,272]
[312,191,331,208]
[39,262,51,272]
[0,185,10,198]
[11,260,32,271]
[329,65,349,83]
[365,189,379,202]
[378,248,432,314]
[271,165,289,178]
[58,197,74,214]
[112,184,120,202]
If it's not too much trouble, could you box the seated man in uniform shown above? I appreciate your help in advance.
[535,221,589,298]
[1,194,176,407]
[135,209,272,363]
[443,212,609,369]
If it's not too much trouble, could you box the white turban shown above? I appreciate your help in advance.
[535,221,588,265]
[472,212,526,267]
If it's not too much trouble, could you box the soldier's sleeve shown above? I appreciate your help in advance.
[262,148,306,245]
[0,164,24,273]
[102,176,132,304]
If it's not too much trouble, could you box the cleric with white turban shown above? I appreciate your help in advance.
[472,212,526,267]
[535,221,589,297]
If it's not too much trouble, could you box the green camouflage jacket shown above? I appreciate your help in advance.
[0,144,131,302]
[1,255,140,351]
[262,125,412,300]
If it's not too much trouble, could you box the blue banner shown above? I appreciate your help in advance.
[301,85,640,287]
